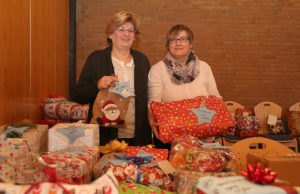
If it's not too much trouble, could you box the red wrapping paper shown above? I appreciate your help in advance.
[151,95,236,143]
[125,146,168,161]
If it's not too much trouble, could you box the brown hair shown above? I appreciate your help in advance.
[106,10,140,44]
[166,24,194,49]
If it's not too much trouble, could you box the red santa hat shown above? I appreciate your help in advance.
[102,100,116,109]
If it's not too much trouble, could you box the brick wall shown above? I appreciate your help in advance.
[76,0,300,120]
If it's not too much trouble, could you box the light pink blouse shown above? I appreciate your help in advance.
[148,59,220,104]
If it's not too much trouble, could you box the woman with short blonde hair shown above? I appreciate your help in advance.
[73,10,151,146]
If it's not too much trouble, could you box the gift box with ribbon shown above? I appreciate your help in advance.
[151,95,236,143]
[40,146,99,184]
[48,121,99,152]
[126,146,169,161]
[93,152,174,191]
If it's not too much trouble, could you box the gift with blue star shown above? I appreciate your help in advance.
[150,95,236,143]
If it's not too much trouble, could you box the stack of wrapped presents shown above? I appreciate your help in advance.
[0,95,299,193]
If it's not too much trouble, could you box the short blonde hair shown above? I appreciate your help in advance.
[106,10,140,44]
[166,24,194,49]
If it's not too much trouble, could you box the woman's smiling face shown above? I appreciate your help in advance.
[168,30,192,61]
[109,22,135,50]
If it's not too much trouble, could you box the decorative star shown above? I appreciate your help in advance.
[191,103,216,125]
[56,126,85,144]
[136,150,154,158]
[109,81,135,98]
[4,126,29,137]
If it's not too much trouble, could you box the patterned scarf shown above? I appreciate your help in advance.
[163,50,200,85]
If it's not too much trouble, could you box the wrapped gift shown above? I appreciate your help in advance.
[170,135,203,156]
[0,169,119,194]
[94,153,174,191]
[126,146,169,161]
[0,133,42,184]
[287,111,300,136]
[41,92,89,121]
[119,182,174,194]
[175,170,236,194]
[41,146,99,184]
[0,123,48,154]
[151,95,236,143]
[48,121,99,152]
[169,147,236,172]
[235,116,261,137]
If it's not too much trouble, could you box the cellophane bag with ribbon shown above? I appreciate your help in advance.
[175,170,236,194]
[169,146,236,173]
[151,95,236,143]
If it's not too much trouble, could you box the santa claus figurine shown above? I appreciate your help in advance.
[97,100,124,126]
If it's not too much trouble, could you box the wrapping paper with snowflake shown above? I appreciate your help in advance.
[150,95,236,143]
[119,182,174,194]
[0,133,42,184]
[91,81,134,127]
[40,146,99,184]
[175,170,236,194]
[126,146,169,161]
[41,93,89,121]
[0,124,48,154]
[48,122,99,152]
[94,152,174,191]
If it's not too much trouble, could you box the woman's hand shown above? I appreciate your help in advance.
[97,75,119,89]
[148,107,159,139]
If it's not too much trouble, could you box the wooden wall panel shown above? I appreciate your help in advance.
[0,0,69,125]
[0,0,30,125]
[31,0,69,122]
[54,0,69,98]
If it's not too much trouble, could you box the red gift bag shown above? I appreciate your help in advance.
[151,95,236,143]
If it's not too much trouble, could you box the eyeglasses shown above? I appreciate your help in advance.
[116,27,135,34]
[169,37,190,44]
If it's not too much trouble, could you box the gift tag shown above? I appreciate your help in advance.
[157,160,176,175]
[191,103,216,125]
[242,112,249,116]
[267,114,277,125]
[196,176,286,194]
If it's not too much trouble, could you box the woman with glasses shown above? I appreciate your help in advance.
[148,24,220,149]
[72,10,152,146]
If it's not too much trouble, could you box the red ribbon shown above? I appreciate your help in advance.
[241,163,277,184]
[25,168,76,194]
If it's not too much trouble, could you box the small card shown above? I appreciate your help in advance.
[157,160,176,175]
[267,114,277,125]
[242,112,249,116]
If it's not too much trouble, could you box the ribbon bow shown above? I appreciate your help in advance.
[25,168,75,194]
[114,155,153,183]
[241,163,277,184]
